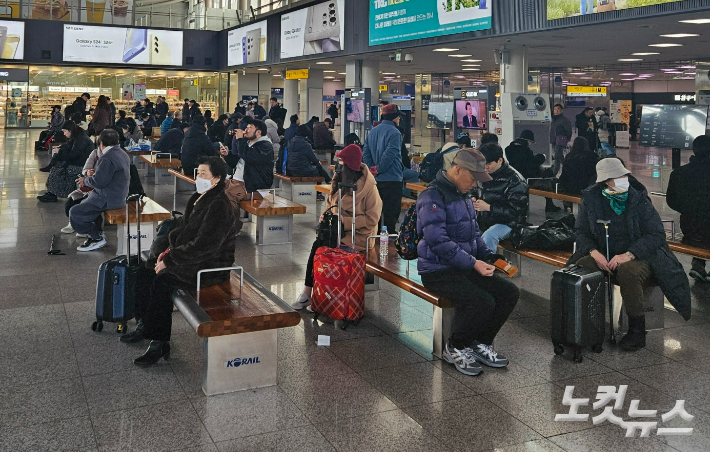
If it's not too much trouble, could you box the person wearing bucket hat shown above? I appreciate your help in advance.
[416,149,519,376]
[363,103,403,233]
[570,157,691,352]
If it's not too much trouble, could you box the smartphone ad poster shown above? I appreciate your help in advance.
[227,20,267,67]
[280,0,344,59]
[0,20,24,59]
[548,0,685,20]
[63,25,183,66]
[369,0,492,45]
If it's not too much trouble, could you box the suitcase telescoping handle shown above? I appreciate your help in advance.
[337,183,357,249]
[125,193,144,258]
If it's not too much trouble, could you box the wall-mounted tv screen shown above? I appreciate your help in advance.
[639,104,709,149]
[455,99,486,130]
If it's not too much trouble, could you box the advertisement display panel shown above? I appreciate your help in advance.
[227,20,267,67]
[0,20,24,59]
[548,0,686,20]
[63,24,183,66]
[369,0,492,45]
[280,0,344,59]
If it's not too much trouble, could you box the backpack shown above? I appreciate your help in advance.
[395,203,419,260]
[418,145,459,183]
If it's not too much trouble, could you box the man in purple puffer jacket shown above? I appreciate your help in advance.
[417,149,519,377]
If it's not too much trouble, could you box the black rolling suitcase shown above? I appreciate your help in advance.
[92,194,143,334]
[550,265,606,363]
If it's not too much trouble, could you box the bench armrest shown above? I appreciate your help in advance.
[526,178,559,193]
[661,220,676,240]
[197,266,244,301]
[151,151,172,161]
[251,189,276,203]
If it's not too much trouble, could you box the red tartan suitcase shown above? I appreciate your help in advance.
[311,182,365,329]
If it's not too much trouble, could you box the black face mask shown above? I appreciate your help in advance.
[335,162,344,174]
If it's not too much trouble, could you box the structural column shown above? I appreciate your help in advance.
[345,59,379,94]
[499,46,528,95]
[283,78,299,122]
[298,69,323,121]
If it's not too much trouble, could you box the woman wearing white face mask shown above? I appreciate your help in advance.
[121,156,238,366]
[569,158,691,352]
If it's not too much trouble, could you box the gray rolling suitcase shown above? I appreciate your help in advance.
[550,265,606,363]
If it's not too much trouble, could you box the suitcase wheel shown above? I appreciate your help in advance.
[592,343,603,354]
[553,344,564,356]
[312,312,320,322]
[573,349,583,363]
[340,319,350,331]
[91,321,104,332]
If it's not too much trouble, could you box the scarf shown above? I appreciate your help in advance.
[602,189,628,215]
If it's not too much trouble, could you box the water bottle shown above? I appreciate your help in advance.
[380,226,389,260]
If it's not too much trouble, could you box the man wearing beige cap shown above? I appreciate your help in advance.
[570,158,691,351]
[417,149,519,376]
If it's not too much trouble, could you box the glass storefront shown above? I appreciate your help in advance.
[0,64,223,128]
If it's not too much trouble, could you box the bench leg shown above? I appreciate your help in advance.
[116,222,156,256]
[255,214,293,254]
[154,167,171,185]
[432,306,454,359]
[202,329,278,396]
[291,182,317,207]
[280,180,293,201]
[611,284,665,333]
[365,275,380,292]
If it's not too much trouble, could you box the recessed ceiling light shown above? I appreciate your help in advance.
[461,59,482,62]
[339,72,346,75]
[664,70,682,74]
[618,58,643,61]
[324,76,334,79]
[257,68,268,71]
[316,61,333,65]
[448,54,472,58]
[462,68,480,71]
[382,72,396,75]
[323,70,336,73]
[679,19,710,24]
[621,78,636,81]
[677,65,696,69]
[462,64,480,67]
[660,33,699,38]
[631,52,660,55]
[433,48,459,52]
[273,74,280,77]
[649,43,683,47]
[619,73,637,75]
[569,72,586,75]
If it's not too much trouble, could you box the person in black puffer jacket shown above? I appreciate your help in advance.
[475,143,529,251]
[154,122,188,158]
[558,137,599,211]
[229,119,274,192]
[286,125,331,182]
[181,115,218,177]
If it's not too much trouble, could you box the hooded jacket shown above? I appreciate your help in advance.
[181,124,217,172]
[232,135,275,192]
[264,118,280,152]
[325,163,382,252]
[417,171,493,274]
[477,162,529,230]
[160,117,173,135]
[163,179,238,287]
[550,113,572,145]
[666,155,710,245]
[50,111,65,132]
[505,138,545,180]
[56,133,94,167]
[312,122,336,150]
[286,135,322,178]
[82,145,131,210]
[154,128,185,157]
[283,121,299,145]
[559,148,600,195]
[571,181,691,320]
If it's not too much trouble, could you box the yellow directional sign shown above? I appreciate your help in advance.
[566,86,607,97]
[379,85,388,92]
[286,69,309,80]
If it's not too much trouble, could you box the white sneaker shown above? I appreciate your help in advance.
[76,233,89,238]
[60,223,74,234]
[470,341,509,368]
[291,292,311,310]
[442,341,483,376]
[77,236,106,252]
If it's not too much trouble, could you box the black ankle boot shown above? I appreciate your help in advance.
[134,340,170,366]
[120,320,145,343]
[39,164,52,172]
[619,315,646,351]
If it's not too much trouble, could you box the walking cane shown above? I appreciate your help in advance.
[596,219,615,344]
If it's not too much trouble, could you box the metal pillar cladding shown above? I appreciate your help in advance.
[433,306,454,359]
[202,329,278,396]
[498,46,528,95]
[283,79,299,123]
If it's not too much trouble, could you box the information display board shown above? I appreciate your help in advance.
[639,104,709,149]
[227,20,267,67]
[280,0,344,59]
[548,0,686,20]
[0,20,24,59]
[369,0,492,45]
[567,86,607,97]
[427,102,454,130]
[63,24,183,66]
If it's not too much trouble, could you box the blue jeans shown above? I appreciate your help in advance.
[402,168,420,198]
[482,224,512,253]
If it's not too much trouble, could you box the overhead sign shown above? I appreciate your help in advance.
[379,85,388,92]
[63,24,183,66]
[548,0,685,20]
[286,69,309,80]
[566,86,607,97]
[227,20,267,67]
[280,0,345,59]
[369,0,492,46]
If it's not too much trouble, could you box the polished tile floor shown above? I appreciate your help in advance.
[1,129,709,452]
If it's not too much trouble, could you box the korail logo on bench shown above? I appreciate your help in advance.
[225,356,261,368]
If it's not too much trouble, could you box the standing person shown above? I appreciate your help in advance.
[89,95,112,136]
[475,143,529,252]
[188,100,201,122]
[418,150,518,376]
[37,120,94,201]
[234,102,246,117]
[181,99,190,122]
[268,97,286,123]
[291,144,382,310]
[558,137,600,212]
[550,103,572,175]
[155,96,168,126]
[131,101,145,120]
[363,103,403,233]
[283,114,299,144]
[230,119,275,193]
[576,107,598,151]
[253,101,267,120]
[327,102,339,124]
[120,157,237,366]
[69,129,130,252]
[204,110,214,129]
[107,97,116,125]
[596,108,614,156]
[72,92,90,122]
[667,135,710,283]
[143,98,154,117]
[570,158,691,351]
[181,115,217,177]
[505,129,559,212]
[208,114,229,143]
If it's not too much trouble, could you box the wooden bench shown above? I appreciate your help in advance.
[171,266,301,395]
[239,195,307,254]
[125,148,153,171]
[668,242,710,260]
[168,169,198,210]
[104,197,171,256]
[273,173,324,205]
[139,154,182,185]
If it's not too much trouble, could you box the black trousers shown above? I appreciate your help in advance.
[135,266,188,342]
[377,181,402,234]
[421,269,519,349]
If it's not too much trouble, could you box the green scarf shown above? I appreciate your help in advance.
[602,189,629,215]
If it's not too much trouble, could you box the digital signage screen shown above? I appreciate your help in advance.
[280,0,344,59]
[63,24,183,66]
[455,100,487,130]
[639,104,709,149]
[548,0,687,21]
[427,102,454,130]
[0,20,24,60]
[369,0,492,46]
[227,20,267,67]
